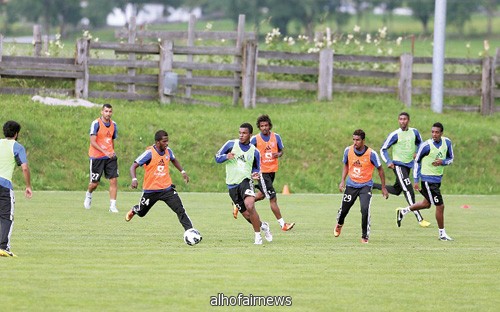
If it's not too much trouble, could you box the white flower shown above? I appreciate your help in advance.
[484,40,490,51]
[377,48,383,54]
[347,34,354,40]
[94,37,99,43]
[359,46,364,52]
[466,42,471,49]
[221,39,226,43]
[205,22,212,30]
[366,34,371,43]
[55,34,61,40]
[388,48,393,55]
[396,37,403,46]
[373,63,380,69]
[353,25,360,33]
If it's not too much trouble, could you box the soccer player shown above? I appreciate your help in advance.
[334,129,388,243]
[84,104,119,213]
[125,130,198,237]
[215,123,273,245]
[0,121,32,257]
[397,122,454,241]
[373,112,431,227]
[244,114,295,231]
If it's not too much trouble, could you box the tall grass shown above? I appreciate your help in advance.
[1,93,498,194]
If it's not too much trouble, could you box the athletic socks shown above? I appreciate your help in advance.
[277,218,285,228]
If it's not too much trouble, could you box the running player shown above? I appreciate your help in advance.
[373,112,431,227]
[397,122,454,241]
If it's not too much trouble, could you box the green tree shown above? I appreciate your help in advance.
[407,0,434,34]
[6,0,81,37]
[481,0,500,35]
[447,0,478,35]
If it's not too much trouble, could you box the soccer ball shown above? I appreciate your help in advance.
[183,228,202,246]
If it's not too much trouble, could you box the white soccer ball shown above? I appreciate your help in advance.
[183,228,202,246]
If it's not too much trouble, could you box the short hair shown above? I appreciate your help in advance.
[432,122,444,132]
[155,130,168,141]
[256,114,272,129]
[102,103,112,110]
[240,123,253,134]
[353,129,365,140]
[399,112,410,119]
[3,120,21,138]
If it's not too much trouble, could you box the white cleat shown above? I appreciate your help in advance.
[109,206,119,213]
[84,195,92,209]
[261,222,273,242]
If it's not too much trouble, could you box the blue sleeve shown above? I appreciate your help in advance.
[413,129,423,151]
[89,120,99,136]
[342,147,349,164]
[380,131,398,164]
[275,133,284,150]
[13,142,28,165]
[113,122,118,140]
[370,150,382,168]
[250,136,257,146]
[443,138,454,166]
[215,140,235,163]
[413,142,430,182]
[135,150,152,166]
[253,149,261,173]
[167,147,175,161]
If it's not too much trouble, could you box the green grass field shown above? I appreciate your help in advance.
[1,191,498,311]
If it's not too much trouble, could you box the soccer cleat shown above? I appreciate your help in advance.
[109,206,119,213]
[0,249,17,257]
[439,235,454,241]
[281,222,295,231]
[361,238,369,244]
[261,222,273,242]
[125,209,136,222]
[419,220,431,228]
[333,224,343,237]
[254,236,263,245]
[232,203,238,219]
[84,195,92,209]
[396,208,404,227]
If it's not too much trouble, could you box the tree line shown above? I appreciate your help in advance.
[0,0,498,38]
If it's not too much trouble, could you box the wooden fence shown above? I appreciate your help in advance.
[0,19,498,114]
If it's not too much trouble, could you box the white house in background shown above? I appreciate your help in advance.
[107,4,202,26]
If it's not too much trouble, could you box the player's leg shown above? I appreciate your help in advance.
[334,187,358,237]
[84,159,104,209]
[359,186,372,243]
[397,181,431,227]
[127,192,157,220]
[239,179,272,243]
[0,187,15,256]
[164,189,193,231]
[104,158,119,213]
[262,173,295,231]
[396,166,428,225]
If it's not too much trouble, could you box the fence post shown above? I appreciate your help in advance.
[492,48,500,114]
[398,53,413,107]
[75,38,90,99]
[159,40,174,104]
[33,25,42,57]
[42,35,49,56]
[127,16,136,95]
[481,56,493,115]
[241,40,257,109]
[233,14,245,106]
[185,14,196,98]
[318,48,333,101]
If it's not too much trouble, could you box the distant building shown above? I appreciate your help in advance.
[107,4,202,26]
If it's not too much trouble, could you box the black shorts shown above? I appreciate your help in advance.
[0,186,14,220]
[89,157,119,182]
[136,187,183,217]
[256,172,277,199]
[419,181,444,206]
[228,178,255,213]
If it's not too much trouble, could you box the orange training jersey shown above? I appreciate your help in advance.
[347,145,375,184]
[88,118,115,158]
[255,132,279,173]
[143,146,172,190]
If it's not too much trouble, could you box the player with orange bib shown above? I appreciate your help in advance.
[248,115,295,231]
[334,129,388,243]
[126,130,198,238]
[84,104,119,213]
